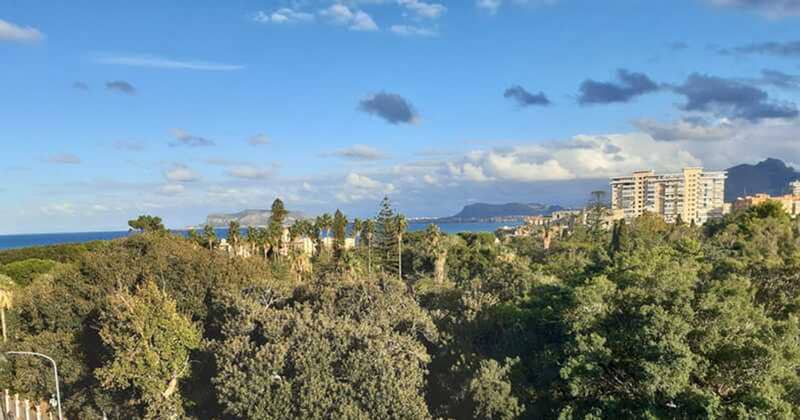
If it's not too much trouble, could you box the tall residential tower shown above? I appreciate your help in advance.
[610,167,726,225]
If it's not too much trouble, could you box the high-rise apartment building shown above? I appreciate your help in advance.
[610,167,726,224]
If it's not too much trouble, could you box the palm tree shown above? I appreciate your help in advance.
[394,215,408,280]
[228,221,241,257]
[424,224,449,284]
[320,213,333,239]
[362,219,375,274]
[203,225,217,251]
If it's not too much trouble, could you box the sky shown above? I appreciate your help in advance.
[2,0,800,233]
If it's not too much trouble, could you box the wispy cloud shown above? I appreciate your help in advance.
[321,4,379,31]
[165,164,200,183]
[254,8,315,24]
[504,85,551,107]
[329,145,388,161]
[391,25,438,37]
[72,81,89,91]
[169,129,215,147]
[47,153,81,165]
[0,19,44,43]
[248,133,270,146]
[114,140,146,151]
[227,165,275,180]
[95,54,244,71]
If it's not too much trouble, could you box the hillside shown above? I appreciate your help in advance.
[440,202,564,222]
[725,158,799,202]
[205,209,305,228]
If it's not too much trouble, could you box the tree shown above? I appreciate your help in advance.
[362,219,376,274]
[375,197,397,274]
[467,359,525,420]
[227,221,241,256]
[352,218,363,248]
[268,199,289,257]
[423,224,449,284]
[213,279,437,419]
[333,209,348,260]
[95,281,201,419]
[128,215,165,233]
[394,214,408,280]
[203,225,217,251]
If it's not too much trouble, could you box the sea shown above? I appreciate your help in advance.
[0,221,523,251]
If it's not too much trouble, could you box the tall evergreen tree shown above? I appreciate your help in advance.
[332,209,348,260]
[394,214,408,280]
[268,198,288,256]
[374,197,397,274]
[362,219,376,274]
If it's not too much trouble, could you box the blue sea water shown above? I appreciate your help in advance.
[0,222,522,251]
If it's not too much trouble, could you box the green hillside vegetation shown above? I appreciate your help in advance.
[1,198,800,419]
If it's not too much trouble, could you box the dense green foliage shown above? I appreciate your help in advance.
[2,201,800,419]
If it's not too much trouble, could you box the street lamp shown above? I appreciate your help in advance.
[4,351,63,420]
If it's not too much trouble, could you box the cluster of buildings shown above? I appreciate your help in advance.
[516,166,800,244]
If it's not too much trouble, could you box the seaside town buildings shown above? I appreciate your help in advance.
[610,167,727,225]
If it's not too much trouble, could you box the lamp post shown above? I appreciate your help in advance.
[4,352,62,420]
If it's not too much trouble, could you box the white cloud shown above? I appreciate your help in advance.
[159,184,186,195]
[249,133,270,146]
[391,24,438,36]
[330,144,388,160]
[47,153,81,165]
[95,54,243,71]
[0,19,44,43]
[165,164,200,183]
[254,8,316,24]
[321,4,379,31]
[40,203,75,216]
[337,172,396,202]
[477,0,558,14]
[227,165,274,180]
[398,0,447,19]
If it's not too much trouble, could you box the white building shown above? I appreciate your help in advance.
[610,167,726,225]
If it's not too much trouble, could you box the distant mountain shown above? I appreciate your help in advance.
[204,209,305,228]
[725,158,800,202]
[437,202,564,222]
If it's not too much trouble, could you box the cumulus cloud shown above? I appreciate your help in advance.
[359,92,419,124]
[706,0,800,18]
[337,172,396,202]
[331,145,388,160]
[503,85,551,107]
[0,19,44,43]
[165,164,200,183]
[578,69,660,105]
[248,133,270,146]
[95,54,244,71]
[321,4,378,31]
[227,165,274,180]
[169,129,215,147]
[398,0,447,19]
[390,25,438,36]
[671,73,798,121]
[254,8,315,24]
[47,153,81,165]
[72,81,89,91]
[106,80,136,95]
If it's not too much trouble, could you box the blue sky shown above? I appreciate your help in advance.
[2,0,800,233]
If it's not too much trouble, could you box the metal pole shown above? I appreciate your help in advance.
[5,352,63,420]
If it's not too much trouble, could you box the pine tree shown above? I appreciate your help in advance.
[374,196,397,274]
[333,209,348,260]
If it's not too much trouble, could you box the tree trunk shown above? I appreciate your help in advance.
[1,307,6,343]
[398,235,403,280]
[434,251,447,284]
